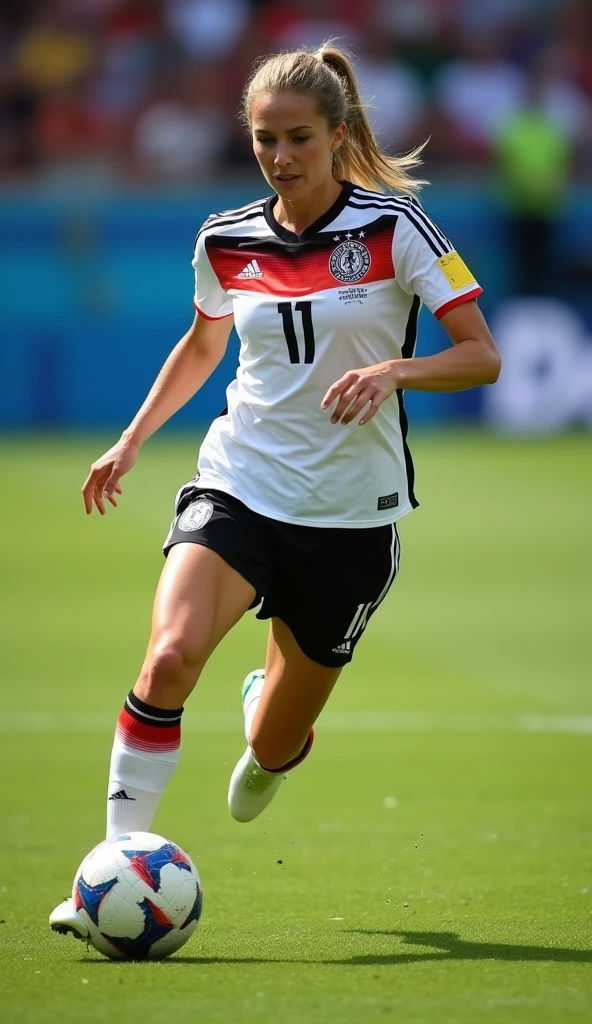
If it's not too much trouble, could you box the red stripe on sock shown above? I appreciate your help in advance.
[116,707,180,753]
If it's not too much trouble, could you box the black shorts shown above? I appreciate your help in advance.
[163,484,400,668]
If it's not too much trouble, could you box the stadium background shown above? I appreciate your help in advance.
[1,2,591,1022]
[1,0,592,430]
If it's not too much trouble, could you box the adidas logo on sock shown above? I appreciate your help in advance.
[237,260,263,279]
[108,789,136,801]
[332,641,352,654]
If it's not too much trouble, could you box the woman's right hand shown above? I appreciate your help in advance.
[82,438,140,515]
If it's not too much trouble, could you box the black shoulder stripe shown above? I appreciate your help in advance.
[207,202,267,226]
[204,232,277,252]
[351,186,390,201]
[348,199,448,257]
[393,196,452,252]
[350,189,452,254]
[198,204,266,232]
[350,192,452,255]
[195,207,267,245]
[210,197,267,220]
[221,196,268,215]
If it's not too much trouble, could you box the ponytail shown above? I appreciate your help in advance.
[317,44,427,196]
[242,41,427,196]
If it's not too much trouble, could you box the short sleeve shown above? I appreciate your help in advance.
[393,199,483,320]
[191,229,234,320]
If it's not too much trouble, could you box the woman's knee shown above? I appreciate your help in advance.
[138,636,206,705]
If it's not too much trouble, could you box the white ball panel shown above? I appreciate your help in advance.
[99,890,146,938]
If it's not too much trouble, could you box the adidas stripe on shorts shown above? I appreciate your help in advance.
[163,484,400,668]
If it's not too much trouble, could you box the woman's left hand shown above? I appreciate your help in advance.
[321,361,401,425]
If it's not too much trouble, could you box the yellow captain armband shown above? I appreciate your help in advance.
[437,252,476,290]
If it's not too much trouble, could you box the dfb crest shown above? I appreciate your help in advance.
[329,240,371,283]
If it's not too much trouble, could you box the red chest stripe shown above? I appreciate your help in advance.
[206,226,395,297]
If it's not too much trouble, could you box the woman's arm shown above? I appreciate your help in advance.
[393,300,501,392]
[82,312,233,514]
[321,300,500,426]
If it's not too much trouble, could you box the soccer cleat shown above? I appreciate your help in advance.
[229,668,282,821]
[49,897,89,940]
[229,668,314,822]
[228,746,285,823]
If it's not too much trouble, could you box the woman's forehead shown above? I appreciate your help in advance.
[250,91,321,128]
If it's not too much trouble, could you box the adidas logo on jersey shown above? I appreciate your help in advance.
[332,641,352,654]
[237,260,263,279]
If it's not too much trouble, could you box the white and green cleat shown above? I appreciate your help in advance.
[227,747,285,823]
[228,669,285,823]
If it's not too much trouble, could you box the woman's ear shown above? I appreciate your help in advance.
[331,122,347,152]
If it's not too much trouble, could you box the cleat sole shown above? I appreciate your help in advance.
[51,923,87,939]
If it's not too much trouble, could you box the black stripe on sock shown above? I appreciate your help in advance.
[125,690,184,727]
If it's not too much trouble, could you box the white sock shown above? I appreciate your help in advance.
[106,691,183,839]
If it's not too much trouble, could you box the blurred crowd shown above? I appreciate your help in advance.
[1,0,591,188]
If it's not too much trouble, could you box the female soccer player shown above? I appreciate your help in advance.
[50,43,500,937]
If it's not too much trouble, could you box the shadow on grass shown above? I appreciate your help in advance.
[79,930,592,967]
[338,931,592,966]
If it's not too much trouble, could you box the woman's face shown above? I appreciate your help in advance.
[250,90,345,200]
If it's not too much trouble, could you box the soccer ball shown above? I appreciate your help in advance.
[73,831,202,959]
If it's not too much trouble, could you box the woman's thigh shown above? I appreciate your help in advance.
[137,543,256,705]
[249,617,342,767]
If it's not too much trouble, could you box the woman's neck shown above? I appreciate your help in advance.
[274,178,343,235]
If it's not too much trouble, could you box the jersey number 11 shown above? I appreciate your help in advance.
[277,301,315,364]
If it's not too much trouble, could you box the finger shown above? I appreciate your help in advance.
[82,485,93,514]
[359,396,382,425]
[341,389,375,425]
[103,470,120,499]
[107,482,122,506]
[82,466,106,514]
[82,470,95,513]
[321,373,357,410]
[93,488,106,516]
[340,389,373,424]
[82,475,99,514]
[320,383,344,410]
[331,385,364,424]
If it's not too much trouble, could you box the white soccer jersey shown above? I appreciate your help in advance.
[192,182,482,528]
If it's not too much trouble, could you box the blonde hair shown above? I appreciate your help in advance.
[242,42,427,196]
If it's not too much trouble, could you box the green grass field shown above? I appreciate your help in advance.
[1,432,590,1023]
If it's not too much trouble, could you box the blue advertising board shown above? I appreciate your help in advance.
[1,185,591,431]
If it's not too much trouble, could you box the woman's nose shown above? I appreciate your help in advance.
[274,144,292,168]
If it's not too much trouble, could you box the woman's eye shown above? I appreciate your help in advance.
[256,137,309,144]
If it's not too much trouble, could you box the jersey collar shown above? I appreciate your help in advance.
[264,181,354,243]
